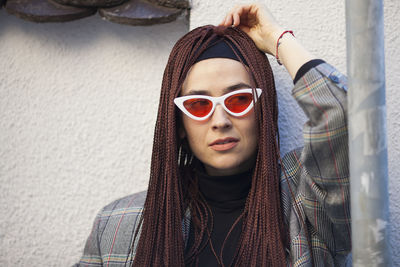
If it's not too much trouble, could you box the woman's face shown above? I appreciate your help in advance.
[180,58,258,176]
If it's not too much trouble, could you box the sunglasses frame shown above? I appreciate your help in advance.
[174,88,262,121]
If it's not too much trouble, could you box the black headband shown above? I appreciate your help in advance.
[194,37,248,65]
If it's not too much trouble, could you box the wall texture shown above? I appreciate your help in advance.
[0,0,398,266]
[0,12,188,266]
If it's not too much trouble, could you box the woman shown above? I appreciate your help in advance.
[78,4,351,267]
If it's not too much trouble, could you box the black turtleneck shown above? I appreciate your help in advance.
[185,168,252,267]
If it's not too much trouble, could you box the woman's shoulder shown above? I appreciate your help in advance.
[77,192,147,266]
[95,191,146,230]
[94,192,146,260]
[280,146,303,173]
[100,191,146,213]
[279,147,303,192]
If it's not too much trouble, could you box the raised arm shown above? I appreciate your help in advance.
[221,5,351,265]
[219,3,317,79]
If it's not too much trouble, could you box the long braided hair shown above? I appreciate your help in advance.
[132,25,287,266]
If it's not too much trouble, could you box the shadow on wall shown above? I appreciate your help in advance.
[0,10,188,48]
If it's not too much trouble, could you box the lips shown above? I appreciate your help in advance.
[209,137,239,151]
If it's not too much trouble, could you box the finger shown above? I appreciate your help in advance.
[239,5,254,22]
[233,5,253,27]
[223,5,248,27]
[225,14,233,26]
[224,14,232,26]
[218,15,226,26]
[233,12,241,27]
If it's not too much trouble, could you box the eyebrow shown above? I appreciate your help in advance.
[184,82,253,96]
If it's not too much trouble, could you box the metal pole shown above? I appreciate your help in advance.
[346,0,392,266]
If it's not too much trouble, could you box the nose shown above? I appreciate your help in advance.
[210,104,232,130]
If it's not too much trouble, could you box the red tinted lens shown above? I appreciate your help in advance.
[183,98,213,117]
[225,93,253,113]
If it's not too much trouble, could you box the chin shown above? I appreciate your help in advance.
[205,158,253,176]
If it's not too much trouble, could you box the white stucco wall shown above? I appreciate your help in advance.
[0,12,188,266]
[0,0,399,266]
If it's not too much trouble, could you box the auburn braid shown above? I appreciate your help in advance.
[132,25,287,267]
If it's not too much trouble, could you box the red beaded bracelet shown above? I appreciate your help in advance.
[276,30,295,65]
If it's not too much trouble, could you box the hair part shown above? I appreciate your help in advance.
[132,25,287,266]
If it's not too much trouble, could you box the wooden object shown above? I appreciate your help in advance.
[52,0,126,8]
[147,0,188,9]
[5,0,96,22]
[99,0,182,26]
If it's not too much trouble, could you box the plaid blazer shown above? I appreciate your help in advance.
[76,63,351,267]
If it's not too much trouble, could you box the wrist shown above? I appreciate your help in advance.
[275,30,295,64]
[274,34,317,79]
[269,27,285,56]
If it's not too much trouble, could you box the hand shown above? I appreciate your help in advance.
[219,4,284,56]
[220,3,316,79]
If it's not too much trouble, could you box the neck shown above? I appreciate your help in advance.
[195,166,252,210]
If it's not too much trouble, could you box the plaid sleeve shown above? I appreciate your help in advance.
[76,194,144,267]
[282,63,351,265]
[77,207,105,266]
